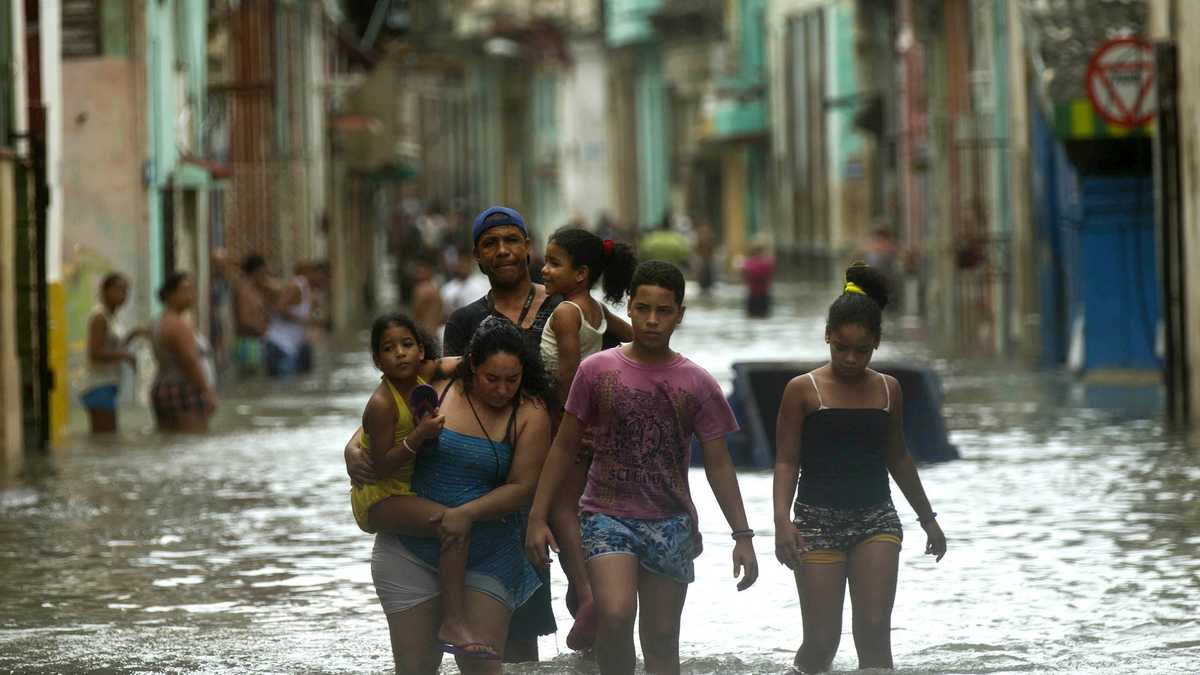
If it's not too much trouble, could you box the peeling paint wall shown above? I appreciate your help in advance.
[61,52,149,409]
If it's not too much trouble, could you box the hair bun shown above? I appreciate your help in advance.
[845,263,889,310]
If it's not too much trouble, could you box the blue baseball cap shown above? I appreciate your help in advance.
[472,206,528,244]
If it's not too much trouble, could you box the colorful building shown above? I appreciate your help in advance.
[1,0,60,462]
[1024,1,1160,375]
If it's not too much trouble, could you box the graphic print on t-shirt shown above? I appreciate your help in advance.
[565,349,739,532]
[588,370,698,509]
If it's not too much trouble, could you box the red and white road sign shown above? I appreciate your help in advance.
[1085,37,1156,128]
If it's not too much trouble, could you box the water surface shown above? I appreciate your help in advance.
[2,283,1197,674]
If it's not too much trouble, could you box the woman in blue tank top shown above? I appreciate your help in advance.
[772,263,948,674]
[345,317,553,674]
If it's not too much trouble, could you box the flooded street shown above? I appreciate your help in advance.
[2,284,1198,674]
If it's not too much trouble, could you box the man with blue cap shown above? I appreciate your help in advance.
[348,205,630,663]
[442,206,563,361]
[439,205,563,661]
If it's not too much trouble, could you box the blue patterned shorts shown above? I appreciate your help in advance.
[580,511,695,584]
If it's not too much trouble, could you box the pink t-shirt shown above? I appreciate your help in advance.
[742,255,776,296]
[565,348,739,532]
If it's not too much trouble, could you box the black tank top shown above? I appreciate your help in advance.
[795,372,892,509]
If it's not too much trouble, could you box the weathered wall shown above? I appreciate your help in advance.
[560,37,613,226]
[0,159,23,470]
[1173,1,1200,420]
[61,56,148,402]
[1007,0,1038,360]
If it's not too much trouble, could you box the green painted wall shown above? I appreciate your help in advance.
[635,47,669,227]
[736,0,766,88]
[470,60,503,206]
[747,143,765,237]
[991,0,1011,237]
[146,0,208,300]
[826,2,863,177]
[606,0,662,47]
[531,70,562,233]
[102,0,131,57]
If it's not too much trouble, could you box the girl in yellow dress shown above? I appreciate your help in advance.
[351,313,497,659]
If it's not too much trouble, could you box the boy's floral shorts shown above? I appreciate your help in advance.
[580,511,694,584]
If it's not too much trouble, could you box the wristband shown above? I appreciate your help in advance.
[731,528,755,540]
[918,512,938,524]
[403,438,418,455]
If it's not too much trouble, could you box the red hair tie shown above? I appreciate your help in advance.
[602,239,614,257]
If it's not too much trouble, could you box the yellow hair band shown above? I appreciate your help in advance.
[844,281,867,296]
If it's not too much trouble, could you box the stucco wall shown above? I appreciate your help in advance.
[1175,2,1200,420]
[60,57,148,402]
[560,37,613,226]
[0,159,23,468]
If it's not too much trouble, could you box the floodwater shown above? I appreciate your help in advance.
[2,283,1198,674]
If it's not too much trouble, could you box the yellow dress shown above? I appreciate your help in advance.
[350,376,423,532]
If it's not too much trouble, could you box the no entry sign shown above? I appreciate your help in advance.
[1085,37,1156,128]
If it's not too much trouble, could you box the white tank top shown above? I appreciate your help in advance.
[84,305,124,389]
[265,276,311,356]
[540,299,607,378]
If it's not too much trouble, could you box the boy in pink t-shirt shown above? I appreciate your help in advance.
[527,261,759,675]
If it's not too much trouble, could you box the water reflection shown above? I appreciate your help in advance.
[1,283,1198,674]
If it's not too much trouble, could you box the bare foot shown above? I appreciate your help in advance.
[566,600,597,651]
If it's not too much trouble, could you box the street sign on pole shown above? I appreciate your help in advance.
[1085,37,1156,128]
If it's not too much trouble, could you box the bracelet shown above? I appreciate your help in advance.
[403,438,418,455]
[731,528,755,540]
[918,512,938,524]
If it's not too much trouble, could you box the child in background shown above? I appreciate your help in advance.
[82,273,146,433]
[527,261,759,674]
[771,263,946,673]
[538,227,637,650]
[350,313,496,660]
[540,227,637,407]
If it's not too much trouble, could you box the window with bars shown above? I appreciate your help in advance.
[62,0,102,59]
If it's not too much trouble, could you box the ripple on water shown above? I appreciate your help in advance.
[3,292,1200,673]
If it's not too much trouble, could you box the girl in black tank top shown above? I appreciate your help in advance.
[771,263,948,674]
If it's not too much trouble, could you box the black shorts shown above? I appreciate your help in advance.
[508,566,556,639]
[792,501,903,564]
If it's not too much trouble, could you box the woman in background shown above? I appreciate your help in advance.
[151,273,217,433]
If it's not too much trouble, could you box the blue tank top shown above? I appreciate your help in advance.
[399,428,542,607]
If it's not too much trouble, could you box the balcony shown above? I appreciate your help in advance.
[702,93,767,141]
[606,0,662,47]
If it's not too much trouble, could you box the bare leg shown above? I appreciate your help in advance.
[385,597,443,675]
[793,561,848,673]
[589,553,640,675]
[87,408,117,434]
[847,540,900,670]
[370,497,495,657]
[552,457,596,649]
[551,459,593,607]
[367,495,444,537]
[503,636,538,663]
[456,590,512,675]
[636,567,688,675]
[436,532,496,657]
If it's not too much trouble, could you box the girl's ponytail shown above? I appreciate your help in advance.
[599,240,638,304]
[548,227,637,303]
